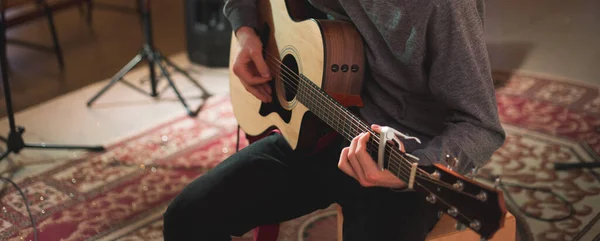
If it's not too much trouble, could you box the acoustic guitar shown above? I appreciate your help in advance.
[228,0,507,239]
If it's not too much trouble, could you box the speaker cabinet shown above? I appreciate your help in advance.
[184,0,232,67]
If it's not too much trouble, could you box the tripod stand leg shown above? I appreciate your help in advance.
[87,53,145,106]
[154,56,194,116]
[23,143,105,151]
[160,54,211,98]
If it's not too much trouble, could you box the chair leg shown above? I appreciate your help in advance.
[40,1,64,70]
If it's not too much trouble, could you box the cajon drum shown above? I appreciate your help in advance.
[336,205,516,241]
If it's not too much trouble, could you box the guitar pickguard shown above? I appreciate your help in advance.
[258,79,293,123]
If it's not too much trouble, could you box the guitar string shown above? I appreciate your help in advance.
[261,55,396,156]
[261,53,387,143]
[262,52,441,176]
[260,57,416,181]
[262,55,393,150]
[262,55,445,181]
[261,57,416,175]
[264,56,461,183]
[263,55,472,188]
[262,50,423,168]
[261,52,488,198]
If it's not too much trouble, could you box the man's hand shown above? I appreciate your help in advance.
[232,26,272,103]
[338,124,407,189]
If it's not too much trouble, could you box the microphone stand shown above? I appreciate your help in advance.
[86,0,211,117]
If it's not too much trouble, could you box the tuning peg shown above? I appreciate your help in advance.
[453,180,464,191]
[470,220,481,231]
[430,171,440,180]
[426,194,437,204]
[477,191,488,202]
[445,154,459,170]
[447,207,458,217]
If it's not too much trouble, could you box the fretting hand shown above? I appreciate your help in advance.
[337,124,407,189]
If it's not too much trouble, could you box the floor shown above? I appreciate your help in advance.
[0,0,598,185]
[0,52,228,181]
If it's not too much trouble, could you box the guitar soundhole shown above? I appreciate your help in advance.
[280,54,300,102]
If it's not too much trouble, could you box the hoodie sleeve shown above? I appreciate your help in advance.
[223,0,259,33]
[409,0,505,174]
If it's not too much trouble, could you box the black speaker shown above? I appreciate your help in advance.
[184,0,232,67]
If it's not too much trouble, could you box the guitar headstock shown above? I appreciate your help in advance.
[413,162,507,239]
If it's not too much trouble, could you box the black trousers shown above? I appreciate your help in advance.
[163,133,440,241]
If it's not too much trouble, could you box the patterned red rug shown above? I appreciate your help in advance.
[0,71,599,241]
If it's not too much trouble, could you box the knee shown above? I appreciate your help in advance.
[162,182,223,234]
[162,187,207,237]
[162,193,231,241]
[162,197,186,239]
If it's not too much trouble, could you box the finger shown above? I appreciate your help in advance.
[257,84,272,102]
[355,132,381,184]
[242,82,268,102]
[260,83,272,95]
[371,124,381,133]
[254,84,271,102]
[232,53,256,82]
[348,133,369,186]
[338,147,358,179]
[249,47,271,79]
[233,51,270,87]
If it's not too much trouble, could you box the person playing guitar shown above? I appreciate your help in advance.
[163,0,506,240]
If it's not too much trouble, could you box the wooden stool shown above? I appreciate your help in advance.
[336,205,516,241]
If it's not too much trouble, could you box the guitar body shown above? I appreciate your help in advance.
[229,0,365,150]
